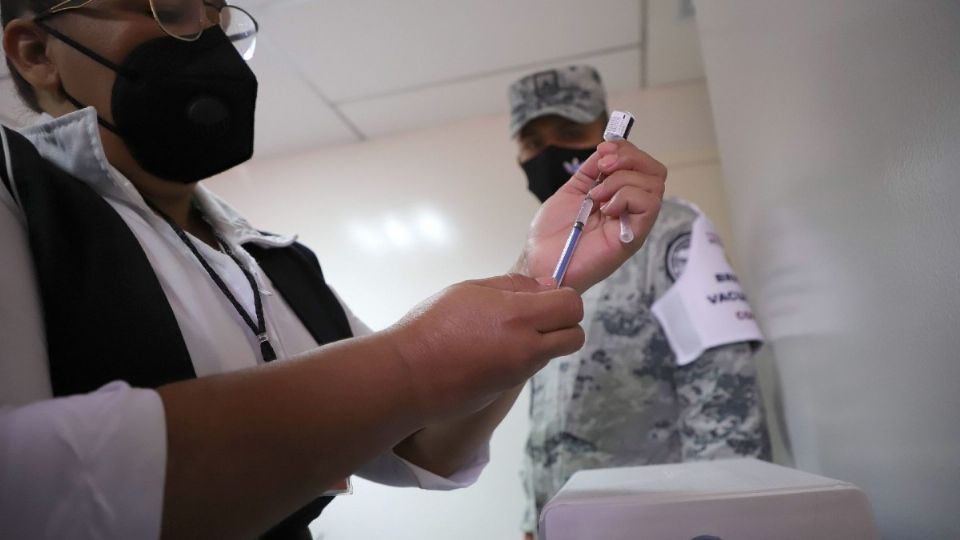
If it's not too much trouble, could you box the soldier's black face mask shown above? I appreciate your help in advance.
[521,145,595,203]
[36,23,258,184]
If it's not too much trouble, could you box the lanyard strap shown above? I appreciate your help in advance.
[148,201,277,362]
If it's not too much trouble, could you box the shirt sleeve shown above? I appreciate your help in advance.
[649,203,770,461]
[672,342,771,461]
[353,442,490,490]
[0,382,168,540]
[0,173,54,405]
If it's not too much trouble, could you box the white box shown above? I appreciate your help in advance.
[540,459,877,540]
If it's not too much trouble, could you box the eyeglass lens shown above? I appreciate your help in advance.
[148,0,257,58]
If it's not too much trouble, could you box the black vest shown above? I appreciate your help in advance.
[0,126,351,540]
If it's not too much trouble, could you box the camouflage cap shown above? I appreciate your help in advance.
[508,65,607,138]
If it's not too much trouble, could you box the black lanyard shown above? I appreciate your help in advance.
[147,201,277,362]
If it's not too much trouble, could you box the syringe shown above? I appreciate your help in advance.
[552,111,636,287]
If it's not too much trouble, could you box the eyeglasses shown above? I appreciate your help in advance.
[35,0,259,60]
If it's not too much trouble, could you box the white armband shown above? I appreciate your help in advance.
[652,214,763,365]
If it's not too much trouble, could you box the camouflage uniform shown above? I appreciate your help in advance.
[521,199,771,534]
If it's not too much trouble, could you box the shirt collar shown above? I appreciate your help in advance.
[18,107,295,248]
[193,188,297,247]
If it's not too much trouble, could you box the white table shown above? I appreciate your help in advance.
[540,458,877,540]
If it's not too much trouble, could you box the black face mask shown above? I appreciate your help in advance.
[521,145,595,203]
[36,23,258,183]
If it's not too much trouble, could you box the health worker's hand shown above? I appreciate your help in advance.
[518,141,667,293]
[385,274,584,420]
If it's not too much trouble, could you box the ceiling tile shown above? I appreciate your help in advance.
[248,33,361,157]
[256,0,641,102]
[0,33,359,156]
[338,48,641,139]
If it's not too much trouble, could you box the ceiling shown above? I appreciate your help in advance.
[0,0,705,157]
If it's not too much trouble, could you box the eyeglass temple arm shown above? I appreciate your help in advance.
[35,0,95,20]
[228,28,255,42]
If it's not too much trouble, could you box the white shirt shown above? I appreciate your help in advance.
[0,109,487,540]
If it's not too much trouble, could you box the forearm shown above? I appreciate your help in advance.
[158,332,424,540]
[394,383,525,478]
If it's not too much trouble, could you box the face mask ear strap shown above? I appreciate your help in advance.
[33,19,124,133]
[59,84,121,134]
[34,19,128,76]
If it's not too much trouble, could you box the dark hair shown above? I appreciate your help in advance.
[2,0,57,111]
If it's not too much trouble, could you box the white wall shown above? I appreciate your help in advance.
[206,79,733,539]
[696,1,960,538]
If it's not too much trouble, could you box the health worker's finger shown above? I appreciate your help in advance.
[535,325,586,362]
[519,287,584,333]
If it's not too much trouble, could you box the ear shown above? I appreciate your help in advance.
[3,19,62,99]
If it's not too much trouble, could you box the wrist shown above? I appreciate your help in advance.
[380,318,503,426]
[379,323,440,425]
[316,331,432,434]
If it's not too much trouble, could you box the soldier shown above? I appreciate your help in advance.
[508,65,772,539]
